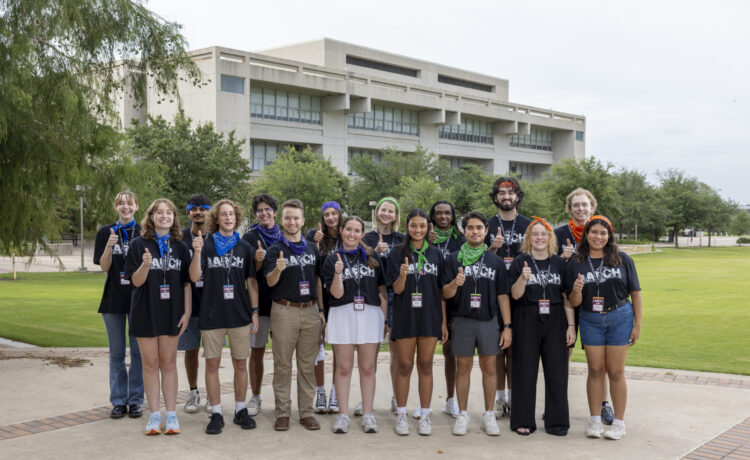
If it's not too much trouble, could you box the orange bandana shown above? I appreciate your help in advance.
[568,219,585,243]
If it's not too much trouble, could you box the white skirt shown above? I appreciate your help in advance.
[326,303,384,345]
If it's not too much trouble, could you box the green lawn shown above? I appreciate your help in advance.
[1,247,749,375]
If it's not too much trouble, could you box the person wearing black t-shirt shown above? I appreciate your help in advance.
[321,216,387,434]
[242,193,282,417]
[424,201,465,420]
[441,211,511,437]
[179,193,211,415]
[361,196,404,414]
[94,191,144,420]
[306,201,343,414]
[264,199,325,432]
[509,218,576,436]
[386,209,447,437]
[485,176,532,419]
[190,199,259,434]
[566,216,642,441]
[124,198,192,436]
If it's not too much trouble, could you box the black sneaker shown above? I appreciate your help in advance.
[128,404,143,418]
[206,413,225,434]
[233,408,256,430]
[110,405,127,419]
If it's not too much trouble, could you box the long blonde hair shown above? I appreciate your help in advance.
[140,198,182,241]
[519,220,558,256]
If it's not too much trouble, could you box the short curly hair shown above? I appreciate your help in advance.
[207,199,244,234]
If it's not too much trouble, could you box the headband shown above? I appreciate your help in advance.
[321,201,341,214]
[376,197,399,215]
[529,216,553,233]
[186,203,211,212]
[587,215,613,233]
[497,181,515,189]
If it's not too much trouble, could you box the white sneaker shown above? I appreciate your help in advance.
[332,414,349,434]
[183,389,200,414]
[204,400,212,413]
[391,397,398,415]
[443,397,459,418]
[452,412,469,436]
[412,405,422,419]
[494,399,505,419]
[314,391,327,414]
[354,401,363,416]
[164,413,180,435]
[362,413,378,433]
[395,413,409,435]
[482,411,500,436]
[586,419,603,438]
[604,421,626,440]
[418,413,432,436]
[247,394,261,417]
[328,391,339,414]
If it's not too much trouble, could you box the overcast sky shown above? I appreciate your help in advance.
[147,0,750,204]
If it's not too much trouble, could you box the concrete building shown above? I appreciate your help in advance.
[120,38,586,181]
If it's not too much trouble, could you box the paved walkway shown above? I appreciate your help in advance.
[0,346,748,459]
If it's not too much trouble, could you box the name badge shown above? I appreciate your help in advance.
[411,293,423,308]
[592,296,605,312]
[504,257,513,270]
[119,272,130,286]
[353,295,365,311]
[195,274,204,288]
[223,285,234,300]
[539,299,550,315]
[160,284,171,300]
[299,281,310,296]
[470,294,481,309]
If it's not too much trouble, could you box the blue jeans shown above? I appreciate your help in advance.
[579,303,634,347]
[102,313,144,405]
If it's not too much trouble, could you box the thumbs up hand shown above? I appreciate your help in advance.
[562,238,574,259]
[573,273,584,292]
[399,257,410,276]
[376,233,388,253]
[254,240,266,263]
[142,248,152,267]
[428,227,438,243]
[522,261,532,280]
[106,228,119,248]
[490,233,505,251]
[455,266,465,287]
[334,253,344,274]
[314,223,324,243]
[192,230,203,252]
[276,251,287,273]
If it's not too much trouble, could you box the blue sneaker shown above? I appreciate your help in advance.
[164,413,180,434]
[145,413,161,435]
[601,401,614,425]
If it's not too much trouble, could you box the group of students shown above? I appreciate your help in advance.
[94,176,642,440]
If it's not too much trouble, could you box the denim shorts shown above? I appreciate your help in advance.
[177,317,201,351]
[579,302,633,347]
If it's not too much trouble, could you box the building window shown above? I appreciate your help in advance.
[347,104,419,136]
[437,75,493,93]
[220,75,245,95]
[250,87,322,125]
[509,128,553,151]
[346,55,418,77]
[442,156,479,170]
[251,141,287,171]
[575,131,584,142]
[348,148,384,176]
[438,117,493,144]
[509,162,534,182]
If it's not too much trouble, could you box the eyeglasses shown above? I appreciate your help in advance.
[255,207,273,214]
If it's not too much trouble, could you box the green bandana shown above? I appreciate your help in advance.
[410,241,429,273]
[457,242,487,267]
[434,226,459,244]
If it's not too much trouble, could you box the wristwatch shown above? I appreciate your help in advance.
[504,323,512,329]
[250,307,259,314]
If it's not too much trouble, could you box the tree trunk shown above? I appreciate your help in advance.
[708,228,712,247]
[674,224,679,248]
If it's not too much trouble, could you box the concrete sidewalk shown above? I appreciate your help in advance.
[0,346,748,459]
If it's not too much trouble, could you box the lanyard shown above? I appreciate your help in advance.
[161,241,171,285]
[587,256,604,297]
[529,255,549,299]
[223,248,235,285]
[500,217,517,257]
[437,238,450,256]
[470,252,487,294]
[409,251,422,293]
[567,225,577,249]
[342,253,362,297]
[297,249,307,282]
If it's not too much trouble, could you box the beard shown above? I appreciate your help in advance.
[498,198,517,212]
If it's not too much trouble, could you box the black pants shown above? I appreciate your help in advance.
[510,303,570,435]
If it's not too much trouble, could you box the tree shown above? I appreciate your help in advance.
[252,146,348,230]
[729,210,750,236]
[612,168,662,241]
[0,0,201,254]
[695,183,736,247]
[125,111,251,212]
[657,169,703,248]
[398,176,447,225]
[440,164,496,218]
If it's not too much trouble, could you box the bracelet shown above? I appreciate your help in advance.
[250,308,259,314]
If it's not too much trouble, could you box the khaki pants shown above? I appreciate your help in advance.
[270,301,322,419]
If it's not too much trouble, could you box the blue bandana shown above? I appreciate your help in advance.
[212,232,240,257]
[338,245,368,264]
[321,201,341,214]
[250,223,282,247]
[113,220,136,243]
[186,204,211,212]
[281,235,307,255]
[155,233,170,259]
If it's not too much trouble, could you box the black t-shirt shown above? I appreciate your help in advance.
[198,236,256,330]
[182,228,205,317]
[432,233,466,259]
[305,228,341,256]
[386,244,444,339]
[554,224,577,256]
[485,214,532,268]
[263,240,321,303]
[441,250,508,321]
[242,228,277,317]
[363,230,405,282]
[94,223,141,314]
[565,252,641,312]
[321,252,385,307]
[124,237,191,337]
[509,254,568,307]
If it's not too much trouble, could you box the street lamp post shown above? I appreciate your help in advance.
[76,185,87,272]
